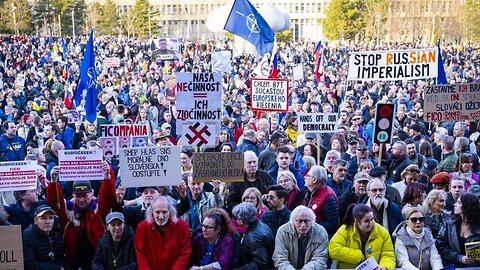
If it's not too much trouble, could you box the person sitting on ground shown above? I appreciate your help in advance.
[92,212,136,270]
[190,208,236,270]
[393,207,443,270]
[329,204,396,270]
[273,205,329,269]
[22,205,69,270]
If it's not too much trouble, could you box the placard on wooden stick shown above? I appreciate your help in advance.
[192,152,244,182]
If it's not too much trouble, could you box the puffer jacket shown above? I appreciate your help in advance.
[329,223,396,270]
[22,224,69,270]
[233,220,275,270]
[393,222,443,270]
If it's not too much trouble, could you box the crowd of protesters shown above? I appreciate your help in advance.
[0,33,480,270]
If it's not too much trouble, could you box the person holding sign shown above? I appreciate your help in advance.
[329,204,396,270]
[46,162,116,270]
[393,207,443,270]
[436,193,480,267]
[22,205,69,270]
[177,174,223,234]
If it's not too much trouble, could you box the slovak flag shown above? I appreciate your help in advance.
[269,52,278,78]
[64,87,73,109]
[314,39,325,81]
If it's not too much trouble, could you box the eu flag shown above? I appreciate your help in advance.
[74,31,97,123]
[434,40,447,85]
[224,0,274,56]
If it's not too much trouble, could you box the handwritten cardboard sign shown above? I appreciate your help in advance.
[192,152,244,182]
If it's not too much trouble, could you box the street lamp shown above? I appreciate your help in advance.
[11,3,19,36]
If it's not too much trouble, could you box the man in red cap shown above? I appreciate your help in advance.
[46,162,115,270]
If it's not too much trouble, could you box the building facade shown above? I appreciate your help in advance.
[86,0,328,42]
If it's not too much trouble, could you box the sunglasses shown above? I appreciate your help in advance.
[409,217,425,223]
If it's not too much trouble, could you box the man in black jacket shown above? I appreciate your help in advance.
[92,212,136,270]
[387,141,411,184]
[22,205,69,270]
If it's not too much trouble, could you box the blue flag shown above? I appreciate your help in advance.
[434,40,447,85]
[224,0,275,56]
[74,31,97,123]
[295,149,307,174]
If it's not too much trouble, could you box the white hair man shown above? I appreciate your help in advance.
[273,205,329,269]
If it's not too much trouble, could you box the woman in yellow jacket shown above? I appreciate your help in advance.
[329,204,396,270]
[285,115,301,147]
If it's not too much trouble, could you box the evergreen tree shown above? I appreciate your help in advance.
[99,0,119,35]
[132,0,149,37]
[324,0,366,41]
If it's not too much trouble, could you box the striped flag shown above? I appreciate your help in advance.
[314,39,325,81]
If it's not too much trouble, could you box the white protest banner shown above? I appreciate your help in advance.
[298,113,338,133]
[424,83,480,122]
[0,225,24,270]
[348,48,438,81]
[175,72,223,147]
[293,64,304,81]
[0,161,37,192]
[15,73,25,90]
[211,51,232,74]
[104,57,121,69]
[253,55,270,79]
[192,152,244,182]
[118,146,182,188]
[354,256,380,270]
[251,78,289,112]
[58,149,103,182]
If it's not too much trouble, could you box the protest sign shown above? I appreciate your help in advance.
[100,137,117,160]
[0,225,24,270]
[175,72,223,147]
[465,241,480,260]
[211,51,232,73]
[355,256,380,270]
[58,149,103,182]
[348,48,438,81]
[298,113,338,133]
[251,78,289,112]
[253,55,270,79]
[0,161,37,192]
[293,64,304,81]
[118,146,181,188]
[100,124,149,153]
[104,57,120,69]
[192,152,244,182]
[15,73,25,90]
[424,83,480,122]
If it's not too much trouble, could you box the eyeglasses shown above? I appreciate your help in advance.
[295,219,312,225]
[369,188,385,193]
[201,224,217,230]
[267,195,277,200]
[409,217,425,223]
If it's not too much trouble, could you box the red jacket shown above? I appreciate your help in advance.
[45,167,116,263]
[134,219,192,270]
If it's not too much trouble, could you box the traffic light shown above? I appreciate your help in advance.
[373,103,395,144]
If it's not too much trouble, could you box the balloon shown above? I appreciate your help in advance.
[206,4,232,33]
